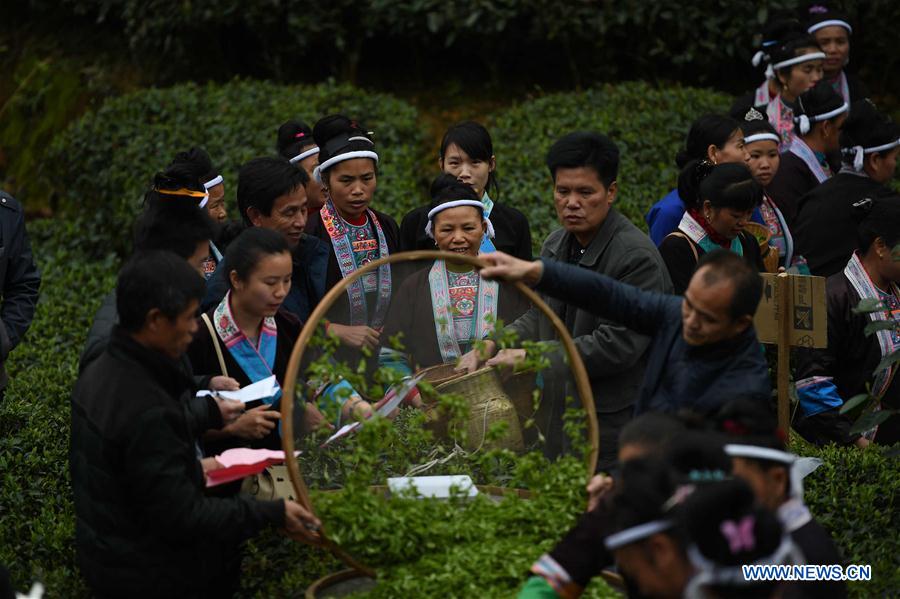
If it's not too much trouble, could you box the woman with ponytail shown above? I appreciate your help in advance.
[276,120,326,212]
[767,80,848,226]
[659,162,764,294]
[645,114,749,246]
[795,197,900,448]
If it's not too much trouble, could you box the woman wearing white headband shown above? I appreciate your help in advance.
[793,100,900,278]
[740,110,809,272]
[304,114,400,359]
[276,120,326,212]
[380,175,528,377]
[767,80,847,227]
[805,4,869,105]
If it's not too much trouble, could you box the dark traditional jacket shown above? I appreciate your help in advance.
[0,190,41,390]
[533,257,771,416]
[658,230,762,296]
[399,201,533,260]
[187,306,303,454]
[380,265,529,370]
[792,172,896,278]
[767,149,840,228]
[794,272,900,445]
[70,328,283,597]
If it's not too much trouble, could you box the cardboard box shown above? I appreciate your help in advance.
[754,273,827,348]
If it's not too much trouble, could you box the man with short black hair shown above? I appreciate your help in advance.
[462,131,671,469]
[478,248,771,417]
[70,251,321,597]
[203,157,329,322]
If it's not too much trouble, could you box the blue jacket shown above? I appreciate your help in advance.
[0,191,41,389]
[645,188,767,247]
[202,233,329,323]
[534,258,771,415]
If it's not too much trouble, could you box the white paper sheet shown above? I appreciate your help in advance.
[197,375,279,404]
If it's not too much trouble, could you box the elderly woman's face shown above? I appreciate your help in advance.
[432,206,486,257]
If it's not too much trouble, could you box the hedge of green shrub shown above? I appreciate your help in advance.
[489,82,731,248]
[46,80,426,257]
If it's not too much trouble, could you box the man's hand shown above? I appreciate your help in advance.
[486,348,526,370]
[586,474,614,512]
[214,397,244,425]
[328,323,381,349]
[479,252,544,286]
[456,340,497,374]
[224,405,280,439]
[210,376,241,391]
[282,500,322,545]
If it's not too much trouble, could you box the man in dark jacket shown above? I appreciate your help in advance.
[477,248,771,420]
[0,190,41,396]
[461,132,672,470]
[202,157,329,323]
[70,251,320,598]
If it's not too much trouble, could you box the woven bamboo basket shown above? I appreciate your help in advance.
[433,366,524,451]
[279,250,598,578]
[417,362,463,386]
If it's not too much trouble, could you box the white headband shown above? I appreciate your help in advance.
[684,536,799,595]
[424,200,496,240]
[847,138,900,171]
[203,175,223,190]
[289,146,319,164]
[348,135,374,144]
[313,150,379,184]
[743,133,781,145]
[198,193,209,209]
[796,102,849,135]
[771,51,826,72]
[808,20,853,35]
[724,444,796,465]
[604,519,674,551]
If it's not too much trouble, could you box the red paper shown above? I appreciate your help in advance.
[205,448,289,487]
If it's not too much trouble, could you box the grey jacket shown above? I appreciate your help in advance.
[506,208,672,415]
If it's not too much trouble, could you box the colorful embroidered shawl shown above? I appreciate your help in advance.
[788,136,832,184]
[320,199,392,327]
[428,260,498,363]
[214,291,281,403]
[677,211,744,257]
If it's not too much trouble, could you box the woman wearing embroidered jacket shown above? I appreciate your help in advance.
[767,80,848,227]
[658,162,764,295]
[304,115,400,355]
[400,121,532,260]
[804,4,868,105]
[740,110,809,273]
[732,32,825,152]
[380,176,528,375]
[188,228,360,455]
[794,198,900,448]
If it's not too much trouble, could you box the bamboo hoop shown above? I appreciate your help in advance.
[280,250,599,575]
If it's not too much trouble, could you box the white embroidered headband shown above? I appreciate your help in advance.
[808,19,853,35]
[743,133,781,145]
[795,102,849,135]
[203,175,223,190]
[604,519,674,551]
[289,146,319,164]
[847,138,900,171]
[424,199,496,240]
[766,51,826,79]
[724,444,796,465]
[313,150,379,184]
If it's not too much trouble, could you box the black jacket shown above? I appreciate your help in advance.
[399,202,533,260]
[0,190,41,389]
[658,230,762,296]
[793,173,896,278]
[70,328,284,597]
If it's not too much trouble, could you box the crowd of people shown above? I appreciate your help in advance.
[0,3,896,597]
